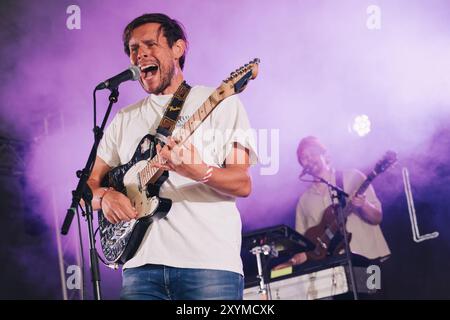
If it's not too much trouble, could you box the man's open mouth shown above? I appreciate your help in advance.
[140,64,158,79]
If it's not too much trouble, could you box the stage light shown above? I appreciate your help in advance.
[349,114,371,137]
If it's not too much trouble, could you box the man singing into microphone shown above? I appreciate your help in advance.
[87,13,257,300]
[274,136,390,269]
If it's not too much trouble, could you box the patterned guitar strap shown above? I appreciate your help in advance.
[154,80,191,146]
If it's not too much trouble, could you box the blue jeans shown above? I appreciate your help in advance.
[120,264,244,300]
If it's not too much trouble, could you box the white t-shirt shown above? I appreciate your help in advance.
[295,169,391,260]
[97,85,257,275]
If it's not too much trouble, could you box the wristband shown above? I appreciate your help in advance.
[94,187,113,208]
[200,166,213,183]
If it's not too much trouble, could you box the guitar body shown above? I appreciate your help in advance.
[304,204,352,261]
[98,134,172,264]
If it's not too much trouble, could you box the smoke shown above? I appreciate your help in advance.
[1,0,450,297]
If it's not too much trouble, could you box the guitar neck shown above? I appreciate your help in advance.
[139,88,225,186]
[176,89,223,145]
[343,171,377,217]
[355,171,376,197]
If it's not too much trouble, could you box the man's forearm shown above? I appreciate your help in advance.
[203,166,251,198]
[359,202,382,225]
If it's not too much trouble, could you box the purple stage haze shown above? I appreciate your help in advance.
[1,0,449,299]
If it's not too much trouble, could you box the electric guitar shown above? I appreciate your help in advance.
[98,59,260,264]
[304,151,397,261]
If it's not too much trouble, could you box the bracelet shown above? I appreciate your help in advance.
[94,187,113,208]
[199,166,213,183]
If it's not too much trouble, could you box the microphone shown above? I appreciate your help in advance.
[95,65,140,90]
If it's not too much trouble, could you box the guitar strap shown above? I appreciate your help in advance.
[154,80,191,145]
[335,170,344,190]
[335,170,347,208]
[334,170,347,237]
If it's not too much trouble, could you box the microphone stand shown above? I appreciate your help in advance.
[309,172,359,300]
[61,87,120,300]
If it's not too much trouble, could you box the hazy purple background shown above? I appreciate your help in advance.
[1,0,449,299]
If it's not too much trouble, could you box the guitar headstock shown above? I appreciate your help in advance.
[217,58,260,99]
[374,150,398,175]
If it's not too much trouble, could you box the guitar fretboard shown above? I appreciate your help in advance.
[354,171,376,197]
[138,89,224,186]
[342,171,377,218]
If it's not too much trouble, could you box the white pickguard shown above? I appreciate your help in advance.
[123,160,160,219]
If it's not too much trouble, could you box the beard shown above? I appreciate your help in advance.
[150,61,175,95]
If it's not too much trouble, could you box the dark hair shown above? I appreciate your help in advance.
[122,13,188,70]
